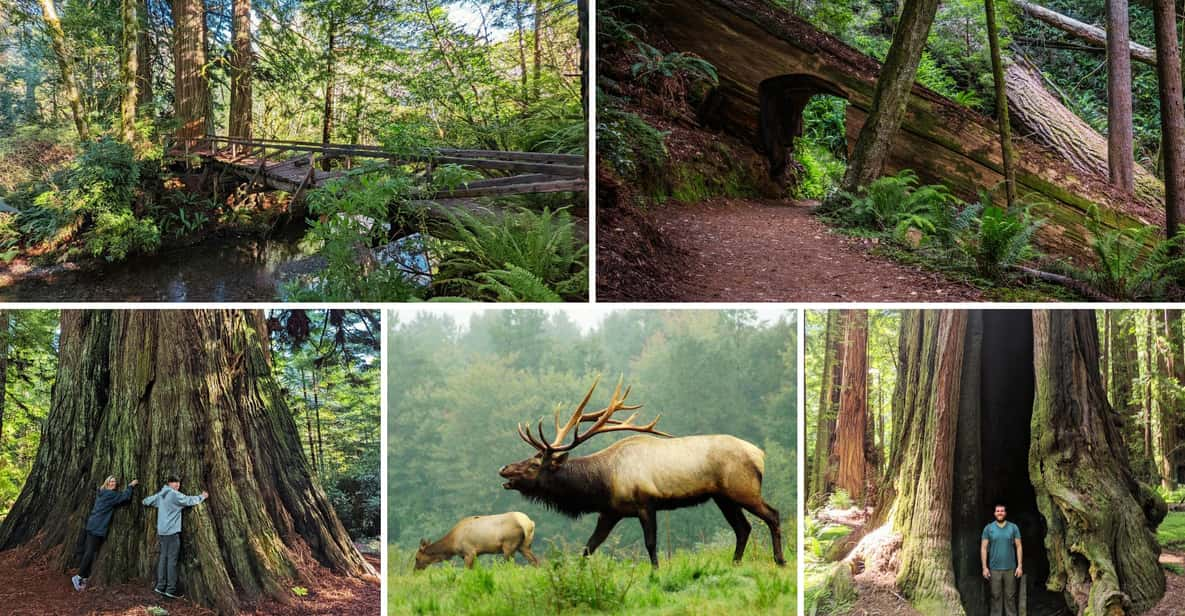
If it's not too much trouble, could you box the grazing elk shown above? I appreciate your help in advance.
[414,512,540,570]
[498,377,785,568]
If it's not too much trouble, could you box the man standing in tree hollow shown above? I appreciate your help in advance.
[981,503,1023,616]
[142,475,208,599]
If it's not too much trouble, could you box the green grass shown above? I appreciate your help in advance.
[1158,511,1185,549]
[388,544,795,615]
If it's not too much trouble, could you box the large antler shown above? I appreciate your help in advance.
[516,376,671,454]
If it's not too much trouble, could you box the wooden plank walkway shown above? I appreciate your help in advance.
[182,136,587,199]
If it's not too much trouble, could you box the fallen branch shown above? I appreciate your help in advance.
[1011,264,1114,301]
[1015,0,1157,65]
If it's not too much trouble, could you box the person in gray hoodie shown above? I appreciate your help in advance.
[142,475,208,599]
[72,475,139,591]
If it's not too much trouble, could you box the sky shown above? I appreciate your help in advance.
[389,306,797,334]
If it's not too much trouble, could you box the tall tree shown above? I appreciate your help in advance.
[37,0,89,141]
[834,310,869,503]
[984,0,1016,205]
[228,0,253,139]
[0,310,373,614]
[838,0,941,194]
[1158,310,1182,489]
[1106,0,1135,192]
[173,0,210,147]
[1152,0,1185,240]
[135,0,152,111]
[809,310,844,504]
[119,0,139,144]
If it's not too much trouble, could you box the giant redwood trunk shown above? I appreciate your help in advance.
[835,310,1165,616]
[839,0,940,193]
[173,0,209,147]
[834,310,869,503]
[228,0,253,140]
[0,311,372,614]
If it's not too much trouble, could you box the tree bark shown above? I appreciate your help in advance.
[119,0,138,145]
[136,0,152,111]
[809,311,844,505]
[0,312,8,448]
[532,0,543,103]
[38,0,89,141]
[321,24,336,170]
[173,0,209,148]
[0,311,373,614]
[228,0,253,140]
[1015,0,1157,66]
[984,0,1015,206]
[1153,0,1185,241]
[1106,0,1136,192]
[1030,310,1166,613]
[839,0,941,193]
[1159,310,1182,489]
[834,310,869,504]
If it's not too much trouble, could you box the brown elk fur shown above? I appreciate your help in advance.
[414,512,539,570]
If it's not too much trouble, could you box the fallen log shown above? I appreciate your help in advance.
[1015,0,1157,66]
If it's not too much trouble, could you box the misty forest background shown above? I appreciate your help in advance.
[0,309,381,541]
[387,309,796,562]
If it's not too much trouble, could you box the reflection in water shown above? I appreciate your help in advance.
[0,223,315,302]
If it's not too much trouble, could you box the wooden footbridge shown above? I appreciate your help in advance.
[181,136,586,201]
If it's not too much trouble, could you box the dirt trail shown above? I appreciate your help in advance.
[0,545,380,615]
[599,198,984,302]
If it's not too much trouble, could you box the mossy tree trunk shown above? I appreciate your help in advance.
[839,0,941,193]
[136,0,152,111]
[1030,310,1165,614]
[38,0,89,141]
[1110,311,1142,467]
[1157,310,1181,490]
[809,310,844,505]
[834,310,869,504]
[119,0,138,145]
[0,310,372,615]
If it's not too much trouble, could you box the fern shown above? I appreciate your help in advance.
[1068,206,1185,299]
[474,265,565,302]
[952,196,1042,280]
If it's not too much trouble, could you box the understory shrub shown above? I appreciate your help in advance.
[834,169,959,243]
[950,196,1042,280]
[597,106,667,186]
[1067,207,1185,300]
[84,210,160,261]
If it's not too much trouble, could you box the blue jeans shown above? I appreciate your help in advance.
[155,533,180,593]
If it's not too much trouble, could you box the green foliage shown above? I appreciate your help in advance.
[834,170,958,244]
[1158,511,1185,548]
[0,311,58,519]
[792,141,845,201]
[950,197,1042,281]
[292,586,309,597]
[84,210,161,261]
[67,137,140,215]
[630,42,719,88]
[435,207,587,301]
[388,546,794,615]
[827,489,853,510]
[597,106,668,184]
[1068,208,1185,300]
[145,607,168,616]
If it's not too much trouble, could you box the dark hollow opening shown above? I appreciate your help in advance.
[756,74,847,180]
[952,311,1071,616]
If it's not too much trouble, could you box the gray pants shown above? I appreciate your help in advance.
[990,570,1018,616]
[156,533,180,593]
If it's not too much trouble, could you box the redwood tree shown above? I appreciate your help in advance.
[228,0,253,139]
[1152,0,1185,240]
[809,310,845,504]
[838,0,941,194]
[0,310,372,614]
[833,310,1165,615]
[173,0,210,147]
[834,310,869,503]
[1106,0,1135,192]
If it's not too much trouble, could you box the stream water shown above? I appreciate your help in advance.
[0,222,317,302]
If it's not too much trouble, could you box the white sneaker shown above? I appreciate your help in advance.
[71,575,82,591]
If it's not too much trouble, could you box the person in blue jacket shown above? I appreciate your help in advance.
[71,475,139,591]
[142,475,208,599]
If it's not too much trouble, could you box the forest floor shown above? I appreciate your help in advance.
[598,197,987,302]
[0,544,380,615]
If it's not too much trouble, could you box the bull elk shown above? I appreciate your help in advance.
[414,512,540,570]
[498,377,785,568]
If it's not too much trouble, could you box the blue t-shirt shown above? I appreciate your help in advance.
[982,521,1021,570]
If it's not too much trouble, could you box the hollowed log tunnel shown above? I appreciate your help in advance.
[651,0,1164,262]
[839,310,1165,615]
